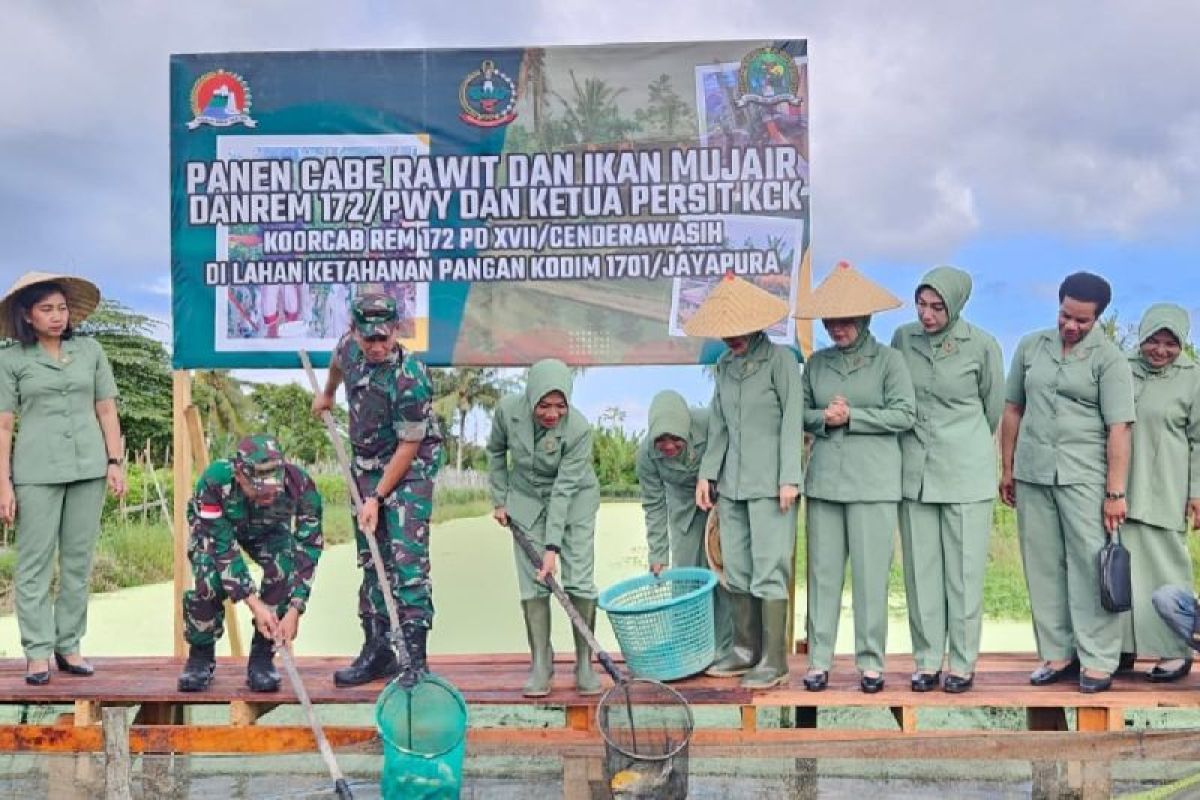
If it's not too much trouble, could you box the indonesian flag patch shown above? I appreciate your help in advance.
[198,503,223,520]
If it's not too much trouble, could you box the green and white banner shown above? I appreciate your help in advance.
[170,40,809,368]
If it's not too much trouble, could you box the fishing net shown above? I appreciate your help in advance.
[597,679,693,799]
[374,674,468,800]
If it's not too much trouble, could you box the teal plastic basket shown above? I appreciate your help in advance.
[598,567,719,681]
[375,674,468,800]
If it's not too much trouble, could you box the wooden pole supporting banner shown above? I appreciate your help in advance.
[172,371,192,659]
[183,404,243,659]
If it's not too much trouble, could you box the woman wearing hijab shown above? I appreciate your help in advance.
[1121,304,1200,682]
[685,275,803,690]
[487,358,602,697]
[795,261,916,693]
[890,266,1004,693]
[0,272,126,684]
[1000,271,1135,693]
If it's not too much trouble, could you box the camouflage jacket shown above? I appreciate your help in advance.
[335,333,443,480]
[186,460,324,612]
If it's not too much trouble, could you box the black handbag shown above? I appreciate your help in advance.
[1099,528,1133,613]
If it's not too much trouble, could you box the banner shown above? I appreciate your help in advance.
[170,40,810,368]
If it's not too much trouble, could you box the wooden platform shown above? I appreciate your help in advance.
[2,651,1200,798]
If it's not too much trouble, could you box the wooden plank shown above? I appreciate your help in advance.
[1077,706,1123,732]
[102,707,132,800]
[740,705,757,732]
[229,701,278,727]
[565,705,593,733]
[890,706,917,733]
[75,700,101,727]
[171,371,192,659]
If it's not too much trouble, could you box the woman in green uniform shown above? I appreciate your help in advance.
[1000,271,1135,693]
[487,358,601,696]
[685,275,803,690]
[795,262,915,693]
[891,266,1004,693]
[0,273,126,684]
[1121,303,1200,681]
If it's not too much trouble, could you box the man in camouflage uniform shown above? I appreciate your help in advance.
[177,434,324,693]
[313,293,443,687]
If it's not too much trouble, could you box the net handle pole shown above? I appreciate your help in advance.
[278,642,354,800]
[508,521,623,683]
[300,350,406,653]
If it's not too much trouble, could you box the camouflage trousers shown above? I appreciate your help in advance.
[183,526,296,647]
[354,472,434,629]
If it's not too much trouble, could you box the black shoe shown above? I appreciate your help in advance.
[246,632,280,693]
[1079,672,1113,694]
[1030,658,1080,686]
[1146,659,1193,683]
[53,652,94,676]
[334,617,399,687]
[860,674,885,694]
[398,622,429,688]
[910,671,940,692]
[178,644,216,692]
[943,673,974,693]
[1115,652,1136,675]
[803,671,828,692]
[25,660,50,686]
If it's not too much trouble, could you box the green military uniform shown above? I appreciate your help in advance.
[1007,323,1136,673]
[487,358,601,695]
[0,337,116,661]
[699,331,803,686]
[636,390,732,661]
[1121,304,1200,661]
[804,324,916,674]
[891,267,1004,677]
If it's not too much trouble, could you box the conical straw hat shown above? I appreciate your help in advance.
[0,272,102,339]
[682,274,788,338]
[793,261,901,319]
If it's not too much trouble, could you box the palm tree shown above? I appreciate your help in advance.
[554,71,635,144]
[432,368,510,472]
[192,369,251,456]
[520,49,549,145]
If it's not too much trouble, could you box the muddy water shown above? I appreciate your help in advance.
[0,503,1036,658]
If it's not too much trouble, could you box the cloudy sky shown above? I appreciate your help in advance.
[3,1,1199,432]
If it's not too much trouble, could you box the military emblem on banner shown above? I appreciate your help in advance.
[458,59,517,127]
[735,47,803,108]
[187,70,257,129]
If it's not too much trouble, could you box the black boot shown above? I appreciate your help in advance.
[334,617,399,687]
[246,631,281,693]
[178,643,216,692]
[398,622,428,688]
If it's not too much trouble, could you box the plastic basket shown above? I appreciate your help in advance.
[375,674,469,800]
[598,567,718,681]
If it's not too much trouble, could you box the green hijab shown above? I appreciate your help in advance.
[526,358,574,428]
[647,390,691,443]
[916,265,972,348]
[1137,303,1191,373]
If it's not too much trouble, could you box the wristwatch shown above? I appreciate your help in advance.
[1105,491,1126,500]
[107,457,123,467]
[372,491,386,504]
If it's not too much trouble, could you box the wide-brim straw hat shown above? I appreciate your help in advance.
[0,272,101,339]
[704,509,726,587]
[682,274,789,338]
[793,261,901,320]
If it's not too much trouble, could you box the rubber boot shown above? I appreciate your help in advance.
[246,631,281,693]
[568,595,603,696]
[398,622,428,688]
[706,592,761,677]
[334,617,399,687]
[521,597,554,697]
[177,643,216,692]
[741,599,790,689]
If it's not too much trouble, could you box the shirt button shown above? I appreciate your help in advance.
[65,431,73,439]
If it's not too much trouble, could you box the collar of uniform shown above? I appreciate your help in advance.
[830,330,880,374]
[29,337,77,369]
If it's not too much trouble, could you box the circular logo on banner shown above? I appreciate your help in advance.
[736,47,803,108]
[459,59,517,127]
[188,70,257,129]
